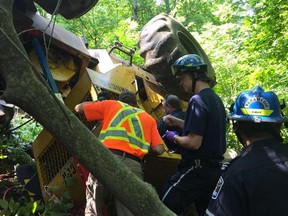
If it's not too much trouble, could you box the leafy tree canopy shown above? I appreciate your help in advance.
[41,0,288,149]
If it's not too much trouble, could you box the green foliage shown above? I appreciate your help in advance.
[0,190,74,216]
[0,198,43,216]
[43,0,287,153]
[172,0,223,31]
[0,112,73,215]
[11,115,42,144]
[243,0,288,63]
[0,113,42,166]
[0,112,44,214]
[42,191,74,216]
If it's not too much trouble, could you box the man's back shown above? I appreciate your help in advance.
[83,100,163,158]
[207,139,288,216]
[75,91,164,216]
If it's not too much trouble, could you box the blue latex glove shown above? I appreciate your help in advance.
[162,130,179,142]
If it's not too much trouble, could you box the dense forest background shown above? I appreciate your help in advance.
[0,1,287,214]
[37,0,287,151]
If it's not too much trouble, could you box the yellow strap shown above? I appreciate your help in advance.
[241,108,273,116]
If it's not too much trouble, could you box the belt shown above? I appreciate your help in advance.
[195,158,221,168]
[180,158,221,168]
[110,149,142,163]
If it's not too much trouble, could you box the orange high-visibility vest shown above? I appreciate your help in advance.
[84,100,162,159]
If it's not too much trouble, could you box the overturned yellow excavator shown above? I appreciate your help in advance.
[8,0,216,209]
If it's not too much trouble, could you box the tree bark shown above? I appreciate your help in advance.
[0,1,175,215]
[133,0,138,21]
[164,0,171,14]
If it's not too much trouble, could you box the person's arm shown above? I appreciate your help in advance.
[150,118,165,155]
[147,115,165,155]
[74,102,94,114]
[75,101,107,122]
[163,115,185,129]
[150,144,165,155]
[157,119,167,136]
[174,131,202,150]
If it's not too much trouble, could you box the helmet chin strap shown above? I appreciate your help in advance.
[191,72,197,94]
[232,121,246,147]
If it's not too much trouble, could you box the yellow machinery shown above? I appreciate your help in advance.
[11,3,181,208]
[30,45,181,207]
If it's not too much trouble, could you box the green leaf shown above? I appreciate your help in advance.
[64,176,75,187]
[0,199,8,209]
[8,198,20,212]
[0,154,8,159]
[32,201,38,214]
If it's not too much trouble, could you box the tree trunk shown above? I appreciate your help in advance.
[0,1,175,215]
[133,0,138,21]
[164,0,171,14]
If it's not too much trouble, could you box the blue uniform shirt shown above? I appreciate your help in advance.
[181,88,226,162]
[206,138,288,216]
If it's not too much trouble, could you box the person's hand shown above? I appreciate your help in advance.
[162,130,179,142]
[163,115,173,125]
[163,115,180,127]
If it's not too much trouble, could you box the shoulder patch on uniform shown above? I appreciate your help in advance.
[212,176,224,199]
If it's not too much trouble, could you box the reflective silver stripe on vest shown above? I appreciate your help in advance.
[109,108,144,139]
[99,129,150,152]
[205,209,215,216]
[130,115,142,139]
[100,102,149,152]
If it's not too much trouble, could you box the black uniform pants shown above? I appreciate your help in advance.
[161,161,221,216]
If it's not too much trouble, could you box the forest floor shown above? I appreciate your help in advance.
[0,158,23,201]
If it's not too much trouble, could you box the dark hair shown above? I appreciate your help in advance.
[237,121,283,141]
[98,91,111,101]
[119,91,137,106]
[164,94,181,109]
